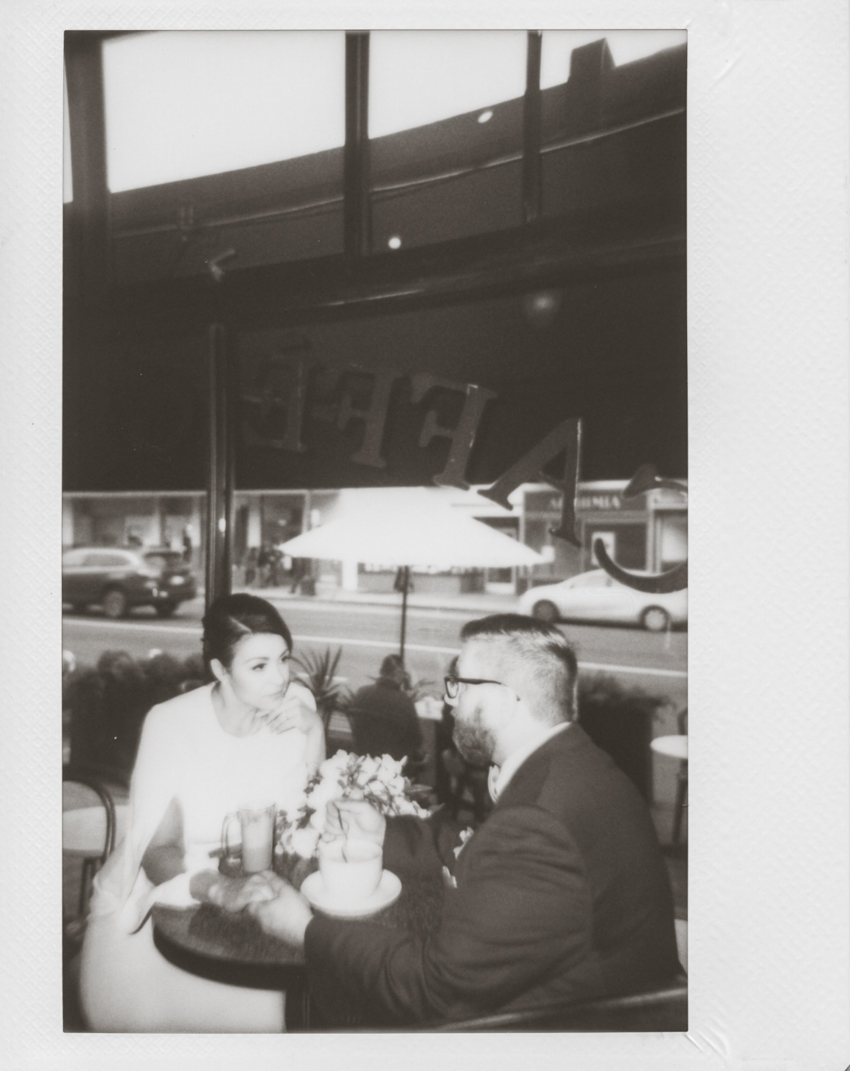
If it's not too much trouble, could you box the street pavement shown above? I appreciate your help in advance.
[62,587,687,807]
[62,585,687,706]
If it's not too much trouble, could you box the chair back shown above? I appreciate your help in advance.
[62,767,118,862]
[350,707,423,771]
[424,978,688,1032]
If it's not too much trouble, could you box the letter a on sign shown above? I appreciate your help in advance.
[478,418,583,547]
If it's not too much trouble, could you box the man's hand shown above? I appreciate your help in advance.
[324,799,387,847]
[246,871,313,950]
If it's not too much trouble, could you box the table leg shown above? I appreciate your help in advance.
[284,974,311,1031]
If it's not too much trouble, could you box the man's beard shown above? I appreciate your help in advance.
[453,706,495,767]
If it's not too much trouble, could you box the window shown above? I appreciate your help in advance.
[102,31,346,192]
[569,571,607,588]
[84,552,131,567]
[540,29,687,89]
[144,552,181,570]
[369,31,527,138]
[369,31,528,250]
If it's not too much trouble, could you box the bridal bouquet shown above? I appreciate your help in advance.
[275,750,430,861]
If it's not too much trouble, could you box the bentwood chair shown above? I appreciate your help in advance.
[62,767,124,929]
[651,707,688,847]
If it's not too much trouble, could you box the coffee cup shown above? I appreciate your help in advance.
[318,838,383,901]
[222,801,275,874]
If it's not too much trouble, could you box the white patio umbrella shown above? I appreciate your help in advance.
[278,489,544,661]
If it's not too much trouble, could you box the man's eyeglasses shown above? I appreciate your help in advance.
[444,676,520,701]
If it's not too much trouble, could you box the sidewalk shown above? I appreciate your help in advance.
[228,584,522,618]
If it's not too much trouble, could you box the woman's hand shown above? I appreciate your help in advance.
[192,871,278,913]
[260,691,321,736]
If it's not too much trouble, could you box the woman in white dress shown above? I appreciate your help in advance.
[79,593,325,1032]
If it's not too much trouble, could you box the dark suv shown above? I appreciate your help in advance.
[62,546,198,618]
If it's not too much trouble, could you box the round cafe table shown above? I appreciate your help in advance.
[152,901,312,1030]
[152,856,445,1031]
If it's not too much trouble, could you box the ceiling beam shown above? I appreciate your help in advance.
[344,32,372,260]
[522,31,543,226]
[65,31,112,300]
[108,200,685,337]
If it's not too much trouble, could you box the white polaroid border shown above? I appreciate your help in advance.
[1,2,848,1069]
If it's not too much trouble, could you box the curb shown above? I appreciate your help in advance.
[199,586,521,618]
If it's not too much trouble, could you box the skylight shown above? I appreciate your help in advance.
[540,29,687,88]
[96,30,686,196]
[369,31,527,139]
[102,31,346,193]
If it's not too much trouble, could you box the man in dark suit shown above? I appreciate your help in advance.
[249,614,680,1026]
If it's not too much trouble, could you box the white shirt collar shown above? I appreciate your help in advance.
[489,721,573,803]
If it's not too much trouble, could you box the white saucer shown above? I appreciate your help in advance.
[301,869,402,919]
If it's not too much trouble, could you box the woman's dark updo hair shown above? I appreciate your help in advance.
[201,593,293,675]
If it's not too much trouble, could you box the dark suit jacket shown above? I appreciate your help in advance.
[305,723,679,1027]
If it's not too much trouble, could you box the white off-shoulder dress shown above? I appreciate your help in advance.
[79,681,315,1033]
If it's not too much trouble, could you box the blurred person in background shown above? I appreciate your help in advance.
[350,654,425,773]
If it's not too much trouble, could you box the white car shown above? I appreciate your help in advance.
[518,569,687,632]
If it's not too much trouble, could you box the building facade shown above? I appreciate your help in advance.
[63,480,687,596]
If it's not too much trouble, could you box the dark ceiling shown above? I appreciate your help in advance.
[64,32,687,494]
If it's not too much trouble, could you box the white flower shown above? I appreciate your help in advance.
[319,751,350,779]
[308,803,327,832]
[308,777,343,811]
[377,754,403,780]
[395,797,429,818]
[290,826,321,859]
[277,748,433,860]
[354,755,380,787]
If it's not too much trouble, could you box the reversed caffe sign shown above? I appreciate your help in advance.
[240,349,687,594]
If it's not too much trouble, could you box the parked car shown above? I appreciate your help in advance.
[62,546,198,619]
[518,568,687,632]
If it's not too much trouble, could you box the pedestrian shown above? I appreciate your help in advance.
[244,546,259,587]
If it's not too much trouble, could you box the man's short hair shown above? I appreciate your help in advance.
[460,614,578,724]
